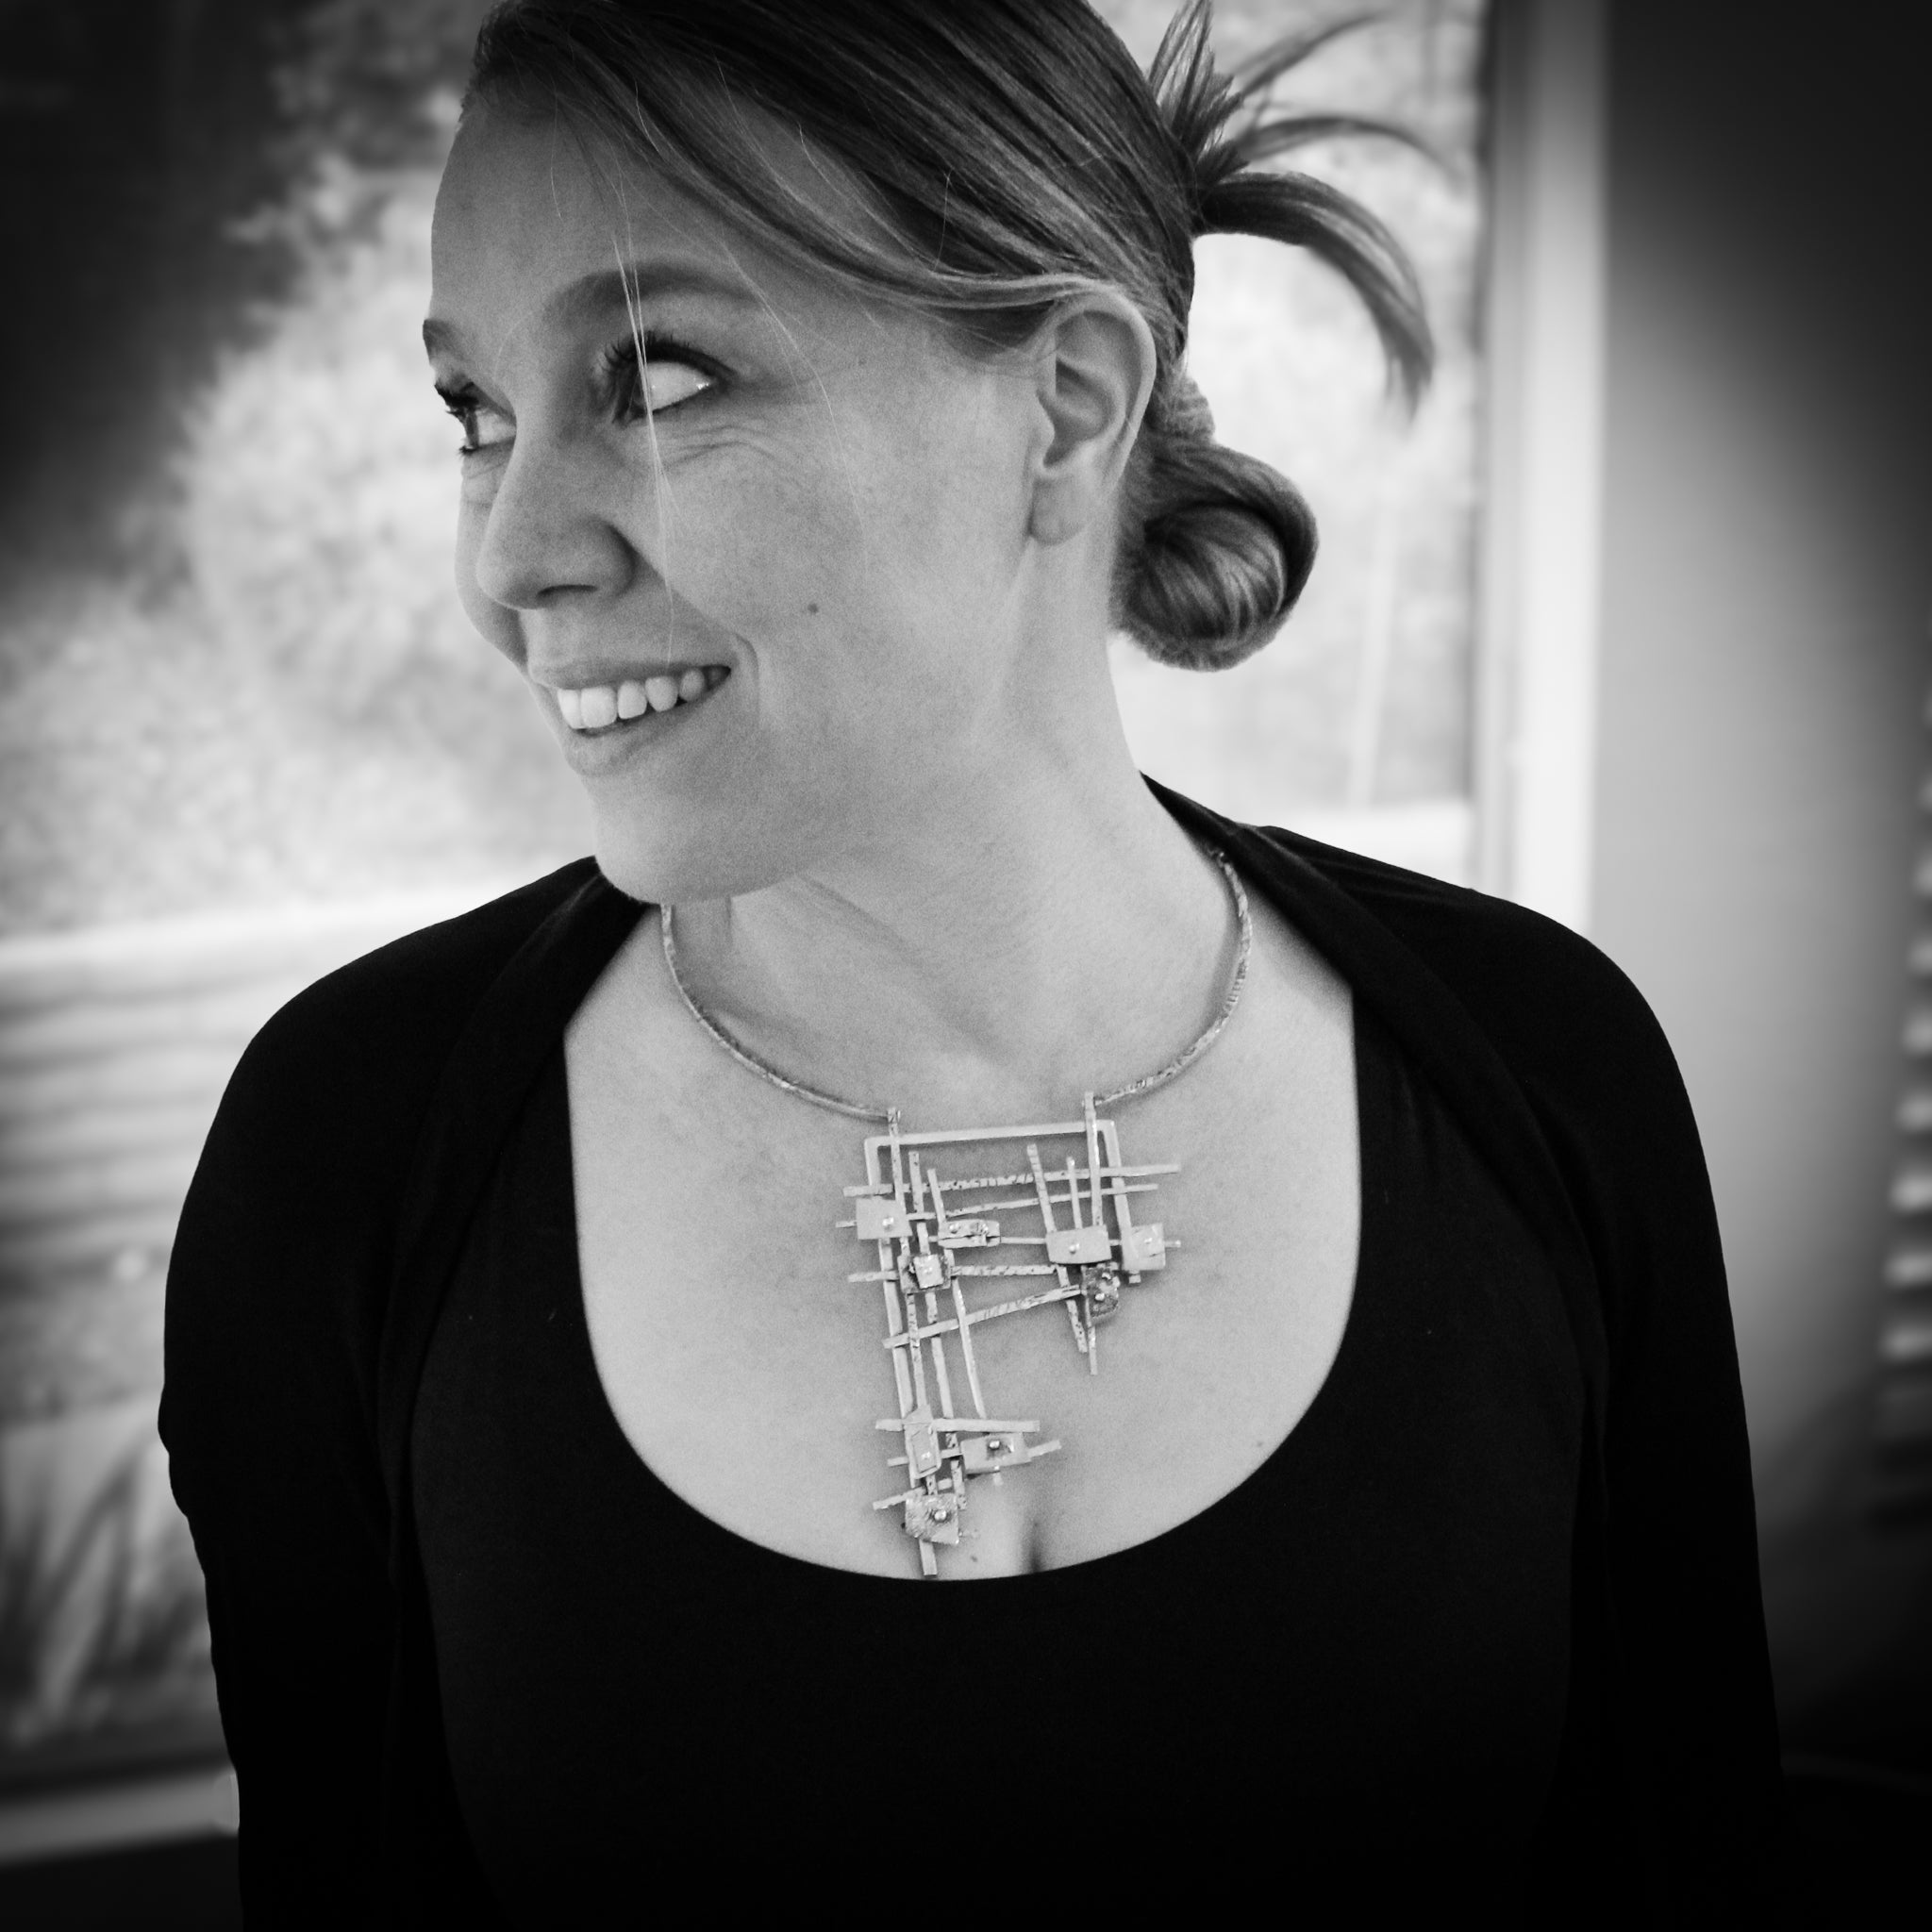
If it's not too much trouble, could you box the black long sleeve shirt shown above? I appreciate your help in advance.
[161,786,1794,1922]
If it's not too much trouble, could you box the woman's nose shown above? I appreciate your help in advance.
[469,427,637,613]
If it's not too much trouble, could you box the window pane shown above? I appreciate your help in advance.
[0,0,1491,1794]
[1097,0,1489,883]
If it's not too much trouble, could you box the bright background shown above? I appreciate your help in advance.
[0,0,1485,1802]
[3,0,1930,1909]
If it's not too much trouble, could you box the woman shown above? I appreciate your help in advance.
[163,0,1792,1919]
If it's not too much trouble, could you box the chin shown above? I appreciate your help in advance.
[586,796,827,908]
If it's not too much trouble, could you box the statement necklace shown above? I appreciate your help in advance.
[659,853,1252,1577]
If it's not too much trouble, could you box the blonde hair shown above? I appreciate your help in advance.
[467,0,1432,669]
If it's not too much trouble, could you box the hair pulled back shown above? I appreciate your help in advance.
[465,0,1432,670]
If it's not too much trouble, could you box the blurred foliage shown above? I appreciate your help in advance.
[0,0,1485,933]
[0,1413,216,1776]
[273,0,491,171]
[0,0,298,592]
[0,0,585,932]
[248,0,492,260]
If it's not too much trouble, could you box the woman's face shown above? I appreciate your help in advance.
[427,103,1077,905]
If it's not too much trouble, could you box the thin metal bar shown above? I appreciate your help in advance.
[1084,1094,1106,1233]
[1028,1142,1058,1230]
[903,1278,930,1412]
[885,1281,1085,1346]
[872,1120,1095,1155]
[927,1334,955,1419]
[852,1164,1174,1195]
[930,1169,988,1418]
[907,1159,957,1418]
[951,1279,987,1415]
[1100,1119,1140,1280]
[881,1267,913,1415]
[873,1417,1041,1434]
[839,1181,1165,1229]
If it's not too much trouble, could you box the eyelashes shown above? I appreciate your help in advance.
[435,381,503,457]
[435,332,720,458]
[599,332,720,421]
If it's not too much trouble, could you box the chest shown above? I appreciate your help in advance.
[566,918,1359,1580]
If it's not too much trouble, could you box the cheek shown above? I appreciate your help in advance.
[454,495,524,664]
[698,406,1008,654]
[860,381,1023,600]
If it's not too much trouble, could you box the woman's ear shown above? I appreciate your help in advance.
[1024,292,1158,548]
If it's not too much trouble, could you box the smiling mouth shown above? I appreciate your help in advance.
[551,665,729,732]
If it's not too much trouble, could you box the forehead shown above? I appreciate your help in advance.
[427,99,877,356]
[431,105,727,308]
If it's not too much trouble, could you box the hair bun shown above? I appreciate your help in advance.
[1120,410,1319,671]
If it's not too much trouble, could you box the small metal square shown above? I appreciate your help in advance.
[938,1218,999,1249]
[961,1432,1027,1474]
[1121,1224,1167,1271]
[855,1194,908,1241]
[1046,1224,1112,1266]
[903,1490,962,1544]
[913,1253,944,1290]
[1087,1262,1122,1317]
[903,1409,941,1475]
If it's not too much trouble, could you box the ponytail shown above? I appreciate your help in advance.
[1120,2,1433,670]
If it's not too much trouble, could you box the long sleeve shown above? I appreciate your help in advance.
[1310,842,1795,1911]
[1480,921,1791,1907]
[163,974,417,1916]
[1153,782,1794,1912]
[160,865,597,1921]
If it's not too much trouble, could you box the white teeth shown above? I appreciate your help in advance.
[553,668,725,730]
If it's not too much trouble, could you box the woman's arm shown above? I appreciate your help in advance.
[162,974,408,1917]
[161,868,599,1918]
[1506,934,1793,1907]
[1355,867,1795,1907]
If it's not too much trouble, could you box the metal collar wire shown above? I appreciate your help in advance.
[658,849,1253,1126]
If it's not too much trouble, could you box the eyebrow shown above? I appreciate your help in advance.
[424,260,764,358]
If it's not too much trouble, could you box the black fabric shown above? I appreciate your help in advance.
[161,791,1797,1923]
[412,1011,1580,1916]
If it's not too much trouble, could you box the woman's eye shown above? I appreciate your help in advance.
[438,387,511,457]
[608,337,717,422]
[637,358,714,413]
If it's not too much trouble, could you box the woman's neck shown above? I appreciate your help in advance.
[662,692,1239,1127]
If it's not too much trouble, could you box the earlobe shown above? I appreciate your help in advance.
[1025,296,1158,548]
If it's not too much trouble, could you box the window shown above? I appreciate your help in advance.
[0,0,1496,1809]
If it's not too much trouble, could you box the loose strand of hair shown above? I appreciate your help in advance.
[1202,172,1431,407]
[1149,0,1435,408]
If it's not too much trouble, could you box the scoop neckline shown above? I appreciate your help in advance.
[558,1001,1377,1589]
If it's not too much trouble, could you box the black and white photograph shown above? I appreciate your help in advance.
[0,0,1924,1922]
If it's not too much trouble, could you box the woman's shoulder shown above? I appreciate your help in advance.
[1184,798,1675,1131]
[181,858,622,1257]
[1153,783,1657,1083]
[166,860,625,1420]
[230,858,608,1114]
[1229,818,1714,1296]
[1252,824,1720,1320]
[1272,830,1672,1087]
